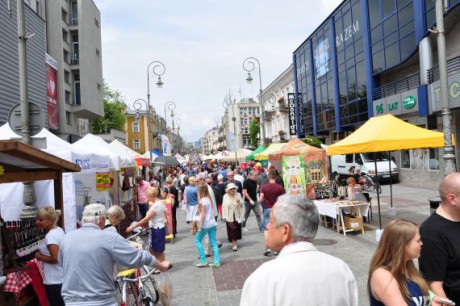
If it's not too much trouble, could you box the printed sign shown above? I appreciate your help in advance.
[282,156,306,195]
[314,38,330,79]
[298,94,305,138]
[288,93,297,136]
[161,135,171,156]
[96,172,111,191]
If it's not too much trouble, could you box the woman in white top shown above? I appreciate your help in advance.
[195,184,220,268]
[127,187,167,271]
[35,206,65,306]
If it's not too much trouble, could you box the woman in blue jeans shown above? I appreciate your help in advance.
[195,184,220,268]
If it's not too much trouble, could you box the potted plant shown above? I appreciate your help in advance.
[278,130,286,136]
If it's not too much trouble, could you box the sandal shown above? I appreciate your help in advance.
[209,262,221,267]
[232,246,238,251]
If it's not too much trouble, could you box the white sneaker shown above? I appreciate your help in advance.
[242,227,248,232]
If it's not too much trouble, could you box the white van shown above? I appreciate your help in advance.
[331,152,399,181]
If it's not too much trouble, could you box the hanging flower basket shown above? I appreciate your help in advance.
[278,130,286,136]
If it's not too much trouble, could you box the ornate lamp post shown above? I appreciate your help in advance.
[133,98,153,163]
[146,60,166,158]
[243,57,265,146]
[164,101,176,131]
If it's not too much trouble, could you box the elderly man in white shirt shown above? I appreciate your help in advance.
[240,194,358,306]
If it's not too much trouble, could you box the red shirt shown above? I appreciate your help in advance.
[260,183,285,209]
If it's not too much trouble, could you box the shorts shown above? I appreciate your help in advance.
[149,227,166,253]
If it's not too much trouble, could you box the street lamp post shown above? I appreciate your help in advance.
[434,0,456,175]
[243,57,265,146]
[133,99,153,163]
[146,60,166,160]
[164,101,176,131]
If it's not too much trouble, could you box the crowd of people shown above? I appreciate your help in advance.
[29,159,459,305]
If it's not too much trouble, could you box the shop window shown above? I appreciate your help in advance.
[429,149,439,170]
[400,21,414,38]
[371,26,383,44]
[397,2,413,27]
[401,150,410,168]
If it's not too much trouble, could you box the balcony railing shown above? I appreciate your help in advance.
[372,73,420,100]
[427,55,460,83]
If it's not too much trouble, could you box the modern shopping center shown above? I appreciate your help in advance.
[292,0,460,185]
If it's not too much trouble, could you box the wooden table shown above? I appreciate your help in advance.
[314,199,369,236]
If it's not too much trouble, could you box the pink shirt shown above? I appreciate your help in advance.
[136,180,150,204]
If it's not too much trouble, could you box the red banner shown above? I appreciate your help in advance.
[46,54,59,130]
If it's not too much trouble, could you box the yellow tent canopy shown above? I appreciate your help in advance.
[254,143,286,160]
[327,114,451,156]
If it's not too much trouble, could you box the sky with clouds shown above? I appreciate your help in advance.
[92,0,343,142]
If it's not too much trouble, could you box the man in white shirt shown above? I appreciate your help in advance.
[240,194,358,306]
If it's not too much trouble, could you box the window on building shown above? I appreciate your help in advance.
[74,81,81,105]
[400,149,439,170]
[62,29,68,44]
[70,0,78,25]
[133,122,139,133]
[72,43,79,64]
[65,90,71,105]
[66,111,72,125]
[61,8,68,24]
[134,139,140,150]
[64,70,70,84]
[95,18,100,28]
[63,49,70,64]
[96,48,100,57]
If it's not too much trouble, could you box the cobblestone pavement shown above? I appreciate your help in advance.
[158,183,437,306]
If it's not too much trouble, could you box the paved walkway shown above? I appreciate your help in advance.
[161,183,438,306]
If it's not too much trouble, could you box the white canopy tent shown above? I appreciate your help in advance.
[0,125,112,232]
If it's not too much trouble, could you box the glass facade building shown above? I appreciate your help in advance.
[293,0,460,138]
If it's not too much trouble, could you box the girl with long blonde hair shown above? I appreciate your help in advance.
[368,219,441,306]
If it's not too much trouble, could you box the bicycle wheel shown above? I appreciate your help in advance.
[141,276,160,305]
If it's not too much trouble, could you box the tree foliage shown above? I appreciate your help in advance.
[92,82,127,134]
[301,135,322,148]
[249,117,260,148]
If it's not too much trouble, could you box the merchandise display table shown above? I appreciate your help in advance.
[314,199,369,236]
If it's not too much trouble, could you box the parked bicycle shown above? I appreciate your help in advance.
[359,173,382,194]
[116,228,172,306]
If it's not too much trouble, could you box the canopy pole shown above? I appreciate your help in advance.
[374,154,382,229]
[388,152,393,208]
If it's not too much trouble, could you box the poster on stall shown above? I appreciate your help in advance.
[163,198,174,242]
[281,156,306,195]
[96,172,111,191]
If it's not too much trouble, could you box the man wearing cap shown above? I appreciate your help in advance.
[60,203,171,306]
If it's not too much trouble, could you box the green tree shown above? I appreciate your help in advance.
[92,82,126,134]
[301,136,322,148]
[249,117,260,148]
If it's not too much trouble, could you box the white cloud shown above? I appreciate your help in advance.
[93,0,343,142]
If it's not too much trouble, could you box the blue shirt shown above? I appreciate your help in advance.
[369,279,428,306]
[185,185,198,206]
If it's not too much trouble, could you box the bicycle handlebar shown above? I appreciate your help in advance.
[126,227,149,241]
[120,264,173,283]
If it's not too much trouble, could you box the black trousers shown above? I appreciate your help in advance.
[45,284,65,306]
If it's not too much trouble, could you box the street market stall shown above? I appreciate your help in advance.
[268,138,328,196]
[245,145,265,161]
[327,114,450,229]
[0,140,80,305]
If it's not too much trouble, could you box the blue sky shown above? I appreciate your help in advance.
[93,0,343,142]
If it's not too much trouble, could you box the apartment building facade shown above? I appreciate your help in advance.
[46,0,104,142]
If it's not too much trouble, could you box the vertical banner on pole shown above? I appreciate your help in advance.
[161,135,171,156]
[46,53,59,130]
[288,93,297,136]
